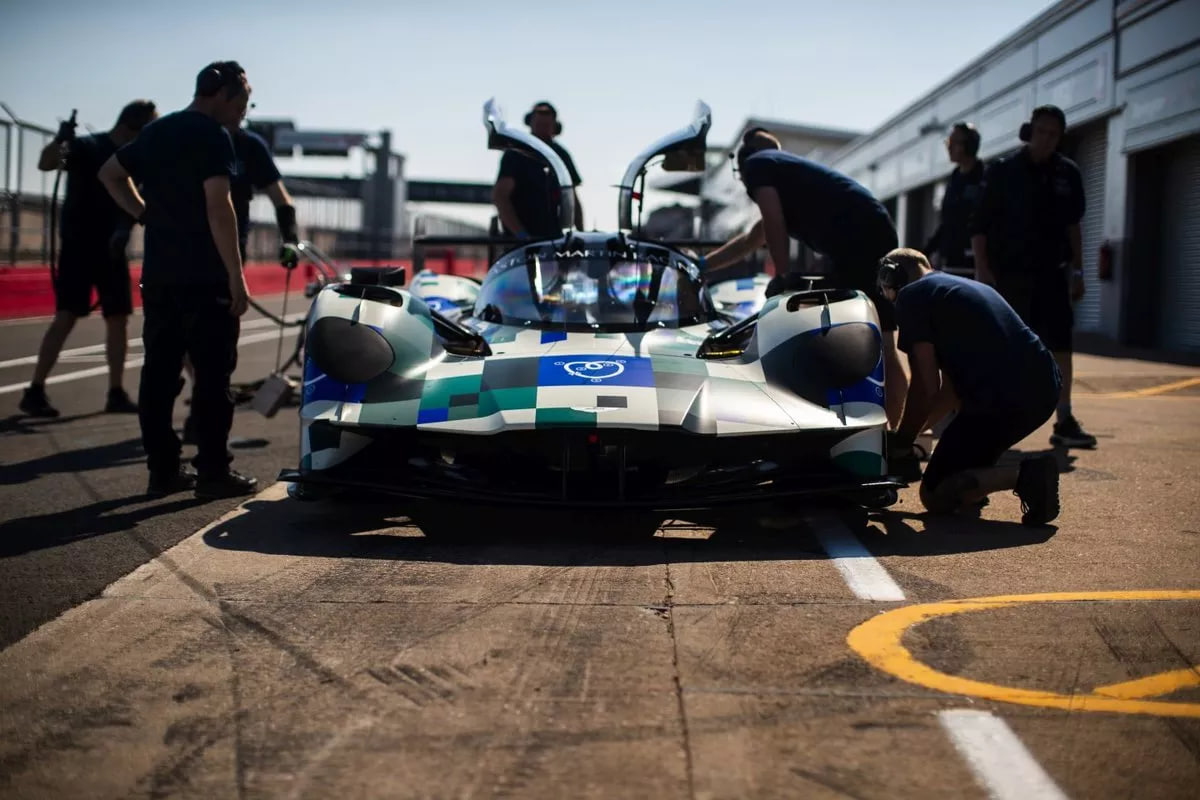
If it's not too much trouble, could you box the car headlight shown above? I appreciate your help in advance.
[306,317,394,384]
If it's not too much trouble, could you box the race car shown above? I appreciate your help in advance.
[278,100,902,511]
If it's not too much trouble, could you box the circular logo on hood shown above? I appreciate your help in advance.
[558,360,626,382]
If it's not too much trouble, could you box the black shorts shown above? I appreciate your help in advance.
[54,240,133,318]
[831,216,899,332]
[995,267,1073,352]
[922,394,1058,494]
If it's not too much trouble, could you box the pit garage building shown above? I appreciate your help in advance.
[828,0,1200,353]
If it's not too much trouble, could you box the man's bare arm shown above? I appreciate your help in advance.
[752,186,791,275]
[204,176,248,316]
[98,155,146,220]
[38,140,65,172]
[896,342,941,440]
[702,219,766,277]
[492,177,524,236]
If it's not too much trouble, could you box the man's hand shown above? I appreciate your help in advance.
[55,119,76,144]
[228,276,250,317]
[279,244,299,270]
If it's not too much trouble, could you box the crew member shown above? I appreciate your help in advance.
[99,60,259,498]
[701,128,908,426]
[971,105,1095,449]
[924,122,984,275]
[19,100,158,418]
[882,248,1061,526]
[492,101,583,238]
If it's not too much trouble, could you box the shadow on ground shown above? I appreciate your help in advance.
[201,480,1058,568]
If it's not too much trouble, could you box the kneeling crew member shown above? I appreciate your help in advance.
[881,248,1062,526]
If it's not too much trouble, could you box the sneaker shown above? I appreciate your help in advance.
[1050,415,1097,448]
[18,385,59,418]
[147,466,198,497]
[1015,454,1060,526]
[105,387,139,414]
[181,415,197,445]
[194,469,258,499]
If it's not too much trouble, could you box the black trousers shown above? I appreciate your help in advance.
[139,284,239,478]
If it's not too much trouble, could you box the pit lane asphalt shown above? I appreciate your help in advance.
[0,294,308,649]
[1,304,1198,799]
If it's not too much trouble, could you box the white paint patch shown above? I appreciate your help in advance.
[0,329,292,396]
[810,513,905,602]
[938,710,1069,800]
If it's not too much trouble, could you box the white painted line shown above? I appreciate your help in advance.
[0,314,304,370]
[0,329,295,396]
[939,709,1069,800]
[810,512,905,602]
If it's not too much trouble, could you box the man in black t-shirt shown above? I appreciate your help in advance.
[99,60,260,499]
[882,248,1062,526]
[19,100,158,419]
[492,101,583,238]
[702,128,908,427]
[925,122,985,275]
[971,105,1095,449]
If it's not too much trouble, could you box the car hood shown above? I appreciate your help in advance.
[303,317,881,436]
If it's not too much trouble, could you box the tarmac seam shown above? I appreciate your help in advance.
[663,560,697,800]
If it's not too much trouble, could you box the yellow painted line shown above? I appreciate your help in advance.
[1080,376,1200,399]
[847,590,1200,718]
[1093,667,1200,699]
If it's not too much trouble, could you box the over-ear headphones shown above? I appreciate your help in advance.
[951,122,981,156]
[525,102,562,135]
[1019,105,1066,143]
[876,256,909,292]
[735,126,774,172]
[195,61,246,99]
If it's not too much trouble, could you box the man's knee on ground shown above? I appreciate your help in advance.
[919,472,980,514]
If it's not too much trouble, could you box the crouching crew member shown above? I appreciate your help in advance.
[881,248,1062,526]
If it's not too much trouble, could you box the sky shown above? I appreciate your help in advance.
[1,0,1056,231]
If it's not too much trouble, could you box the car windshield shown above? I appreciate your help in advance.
[473,246,716,330]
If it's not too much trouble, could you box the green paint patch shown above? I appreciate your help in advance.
[535,407,597,426]
[421,374,483,410]
[489,386,538,411]
[835,450,885,477]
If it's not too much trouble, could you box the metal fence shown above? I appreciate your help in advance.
[1,109,61,266]
[1,103,494,269]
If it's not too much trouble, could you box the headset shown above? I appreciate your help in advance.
[876,256,909,293]
[1019,104,1066,143]
[525,101,562,134]
[950,122,981,157]
[730,126,776,179]
[195,61,247,99]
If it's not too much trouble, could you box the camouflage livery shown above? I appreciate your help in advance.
[292,234,890,507]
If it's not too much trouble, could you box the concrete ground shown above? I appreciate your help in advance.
[0,303,1197,799]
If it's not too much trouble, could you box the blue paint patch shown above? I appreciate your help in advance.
[303,358,367,405]
[830,378,886,407]
[420,296,455,313]
[539,330,568,344]
[418,407,450,424]
[537,355,655,387]
[735,278,757,290]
